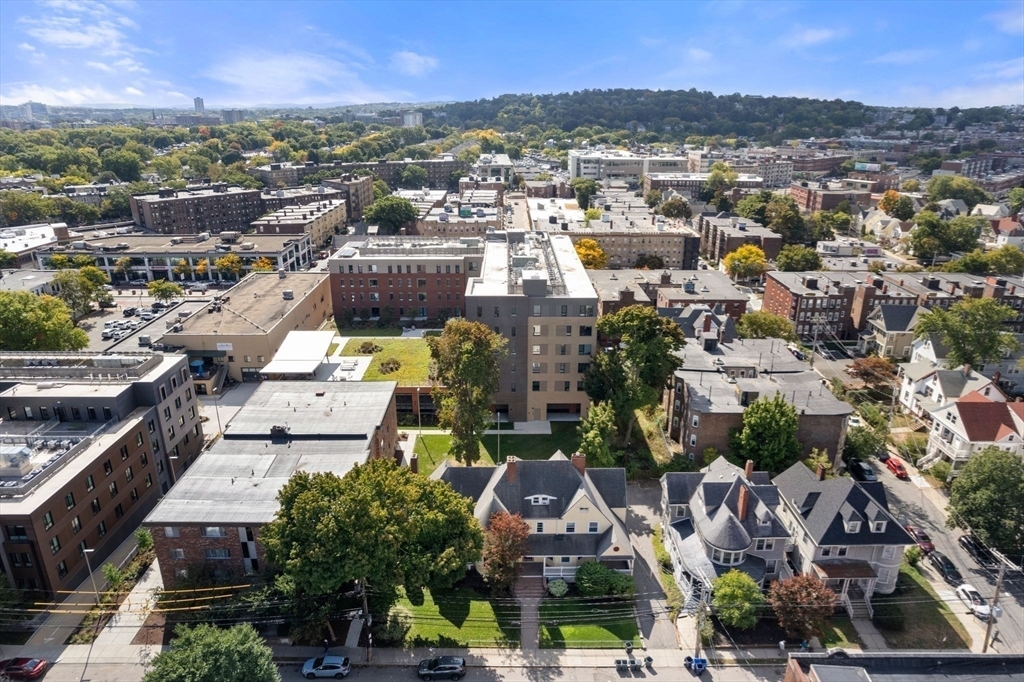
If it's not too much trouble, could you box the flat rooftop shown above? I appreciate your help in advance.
[471,233,597,300]
[162,272,328,336]
[330,236,485,260]
[0,223,63,255]
[133,186,259,204]
[587,269,744,302]
[251,200,345,227]
[677,368,853,417]
[674,337,807,373]
[0,270,55,293]
[52,233,306,256]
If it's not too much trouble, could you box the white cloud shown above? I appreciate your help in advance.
[987,6,1024,35]
[205,51,408,105]
[21,16,126,51]
[0,84,122,106]
[867,49,938,65]
[688,47,712,62]
[124,86,143,96]
[87,60,112,71]
[165,91,189,100]
[18,42,36,51]
[779,26,841,48]
[113,57,148,73]
[390,50,438,76]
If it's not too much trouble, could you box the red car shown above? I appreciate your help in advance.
[886,457,909,479]
[904,524,935,553]
[0,658,48,680]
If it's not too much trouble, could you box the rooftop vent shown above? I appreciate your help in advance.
[282,289,294,300]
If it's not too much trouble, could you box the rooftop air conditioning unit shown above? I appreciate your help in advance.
[282,289,294,300]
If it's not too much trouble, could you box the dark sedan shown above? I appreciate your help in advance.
[927,550,963,585]
[849,460,878,482]
[957,534,997,569]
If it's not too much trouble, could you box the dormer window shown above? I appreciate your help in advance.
[675,505,690,519]
[529,495,555,505]
[871,521,887,533]
[846,521,861,534]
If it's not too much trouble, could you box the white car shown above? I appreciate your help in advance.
[301,655,350,679]
[956,584,1001,621]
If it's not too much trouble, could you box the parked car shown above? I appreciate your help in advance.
[848,415,862,428]
[122,307,137,317]
[101,329,115,340]
[138,311,155,321]
[418,656,466,680]
[849,460,878,482]
[885,457,909,479]
[927,551,963,585]
[151,301,168,309]
[904,524,935,553]
[0,658,49,680]
[301,655,350,679]
[956,584,999,621]
[957,535,997,569]
[129,279,148,287]
[877,449,890,462]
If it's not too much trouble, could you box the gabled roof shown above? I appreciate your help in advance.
[773,463,914,547]
[870,304,925,333]
[954,393,1022,442]
[934,367,995,400]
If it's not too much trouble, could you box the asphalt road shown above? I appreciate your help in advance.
[872,453,1024,654]
[276,663,782,681]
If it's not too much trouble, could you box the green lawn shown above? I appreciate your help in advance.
[413,434,495,477]
[393,587,519,647]
[414,422,582,476]
[341,338,431,385]
[538,598,639,649]
[872,565,971,650]
[333,325,404,337]
[819,617,864,649]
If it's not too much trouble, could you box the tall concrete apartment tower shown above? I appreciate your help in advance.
[194,97,204,113]
[466,232,598,423]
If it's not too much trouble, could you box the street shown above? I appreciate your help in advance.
[871,453,1024,654]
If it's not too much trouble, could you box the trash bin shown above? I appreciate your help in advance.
[692,657,707,674]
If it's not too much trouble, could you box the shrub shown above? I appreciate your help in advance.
[699,614,715,645]
[135,527,154,553]
[547,579,568,597]
[608,572,636,598]
[376,605,413,645]
[102,563,124,592]
[929,460,952,489]
[872,601,905,632]
[358,341,382,354]
[575,561,612,597]
[652,527,673,571]
[379,358,401,374]
[904,545,923,568]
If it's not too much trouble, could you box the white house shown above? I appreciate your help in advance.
[919,391,1024,471]
[898,362,1003,419]
[911,333,1024,396]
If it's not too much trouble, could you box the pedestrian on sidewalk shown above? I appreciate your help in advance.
[323,638,330,654]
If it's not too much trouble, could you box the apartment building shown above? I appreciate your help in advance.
[130,185,263,235]
[467,232,598,423]
[860,304,928,359]
[161,271,332,385]
[789,181,871,213]
[257,185,343,212]
[921,391,1023,472]
[1,352,203,596]
[459,176,505,204]
[642,172,764,197]
[568,150,689,182]
[472,153,514,183]
[251,158,468,190]
[418,205,501,238]
[697,213,782,262]
[788,154,852,174]
[40,233,314,284]
[329,236,483,322]
[250,198,347,247]
[143,381,398,587]
[322,174,374,220]
[587,269,748,319]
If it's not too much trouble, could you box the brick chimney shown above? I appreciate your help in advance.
[962,364,971,378]
[993,371,1001,385]
[816,464,827,481]
[703,314,713,333]
[571,452,586,476]
[744,459,754,480]
[506,456,518,483]
[737,485,749,521]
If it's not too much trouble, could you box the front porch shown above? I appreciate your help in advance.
[525,556,633,583]
[813,560,877,619]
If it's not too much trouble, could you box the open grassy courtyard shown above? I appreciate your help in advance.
[341,338,431,385]
[538,597,639,649]
[392,586,519,648]
[413,422,583,476]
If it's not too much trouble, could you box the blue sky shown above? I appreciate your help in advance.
[1,0,1022,109]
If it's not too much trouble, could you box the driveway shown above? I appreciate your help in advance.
[873,452,1023,654]
[625,481,679,650]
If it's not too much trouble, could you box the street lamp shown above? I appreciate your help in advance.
[416,387,422,437]
[495,409,502,463]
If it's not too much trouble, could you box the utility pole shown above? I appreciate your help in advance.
[360,578,373,662]
[982,563,1005,653]
[809,315,822,369]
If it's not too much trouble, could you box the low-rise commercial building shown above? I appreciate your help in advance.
[143,380,398,586]
[569,150,689,182]
[0,269,60,296]
[161,271,332,385]
[250,198,347,247]
[1,223,70,268]
[1,352,202,596]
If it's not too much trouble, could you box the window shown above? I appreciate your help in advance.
[871,521,887,533]
[88,407,97,420]
[125,466,134,482]
[120,445,129,460]
[532,345,541,355]
[579,326,592,337]
[130,488,139,503]
[766,560,778,574]
[845,522,861,534]
[78,540,88,556]
[141,453,148,467]
[109,481,118,497]
[85,475,95,492]
[97,521,106,537]
[561,305,568,317]
[163,407,171,420]
[565,522,575,533]
[689,434,697,447]
[43,512,54,530]
[877,567,891,584]
[57,561,67,578]
[536,522,544,533]
[532,363,541,374]
[50,536,61,554]
[533,305,541,316]
[91,499,101,514]
[136,432,144,447]
[533,325,541,336]
[65,492,76,510]
[174,397,182,409]
[5,526,28,541]
[204,548,230,560]
[104,460,112,476]
[71,516,82,534]
[578,344,592,355]
[201,527,227,538]
[836,546,848,557]
[588,522,599,533]
[164,527,180,538]
[821,547,832,557]
[564,325,572,336]
[755,539,774,551]
[532,381,540,392]
[170,549,185,560]
[560,556,571,564]
[145,474,153,488]
[881,545,896,559]
[114,504,123,519]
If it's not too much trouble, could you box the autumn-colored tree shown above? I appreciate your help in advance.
[723,244,767,281]
[252,256,275,272]
[194,258,209,278]
[113,256,134,281]
[574,238,608,269]
[215,253,244,280]
[847,356,897,388]
[768,575,837,640]
[483,512,530,594]
[172,258,192,280]
[878,190,901,215]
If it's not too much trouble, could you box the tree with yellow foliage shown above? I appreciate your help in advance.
[574,238,608,269]
[252,256,275,272]
[723,244,767,281]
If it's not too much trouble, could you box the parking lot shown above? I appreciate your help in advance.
[77,294,210,352]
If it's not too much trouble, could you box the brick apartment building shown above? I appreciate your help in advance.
[322,174,374,220]
[789,182,872,213]
[250,198,347,247]
[251,158,469,191]
[257,185,344,212]
[587,269,749,319]
[130,185,263,235]
[697,213,783,262]
[1,352,202,596]
[144,381,397,586]
[788,154,852,174]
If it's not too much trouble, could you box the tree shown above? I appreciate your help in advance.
[52,269,103,320]
[399,164,428,189]
[195,258,209,278]
[847,356,896,389]
[364,195,418,234]
[427,320,507,466]
[909,212,983,261]
[644,190,662,208]
[926,175,990,209]
[806,211,851,242]
[735,190,774,225]
[712,570,765,630]
[768,576,837,640]
[262,461,483,599]
[877,190,916,221]
[483,512,530,595]
[0,248,18,268]
[915,298,1019,369]
[660,197,692,219]
[172,258,192,280]
[113,256,134,282]
[775,245,822,272]
[723,244,767,281]
[574,238,608,269]
[0,292,88,351]
[251,256,275,272]
[586,306,685,447]
[733,393,800,473]
[215,253,243,281]
[576,401,617,468]
[142,623,279,682]
[100,149,143,182]
[570,177,599,210]
[735,311,798,342]
[372,179,391,201]
[634,254,665,269]
[701,162,738,203]
[843,425,886,463]
[902,179,921,193]
[584,207,602,222]
[0,190,55,226]
[1006,187,1024,215]
[985,245,1024,276]
[148,279,184,303]
[942,249,991,275]
[803,448,834,478]
[947,447,1024,556]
